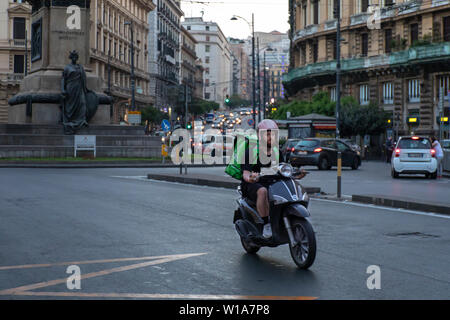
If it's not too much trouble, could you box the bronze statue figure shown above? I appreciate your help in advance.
[61,50,98,134]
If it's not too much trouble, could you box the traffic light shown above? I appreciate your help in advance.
[186,122,192,130]
[225,95,230,105]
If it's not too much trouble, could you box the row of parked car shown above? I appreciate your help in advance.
[282,138,362,170]
[282,136,449,179]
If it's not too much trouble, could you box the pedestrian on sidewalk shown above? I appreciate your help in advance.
[385,136,394,163]
[431,136,444,178]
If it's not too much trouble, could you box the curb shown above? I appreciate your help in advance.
[352,194,450,215]
[146,173,321,194]
[0,163,227,169]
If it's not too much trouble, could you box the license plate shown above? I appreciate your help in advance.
[297,151,307,155]
[408,153,423,158]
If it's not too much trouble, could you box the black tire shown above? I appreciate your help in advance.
[391,168,399,179]
[240,237,260,254]
[318,157,329,170]
[430,171,437,179]
[351,157,359,170]
[289,218,316,269]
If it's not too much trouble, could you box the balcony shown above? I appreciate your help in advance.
[350,12,371,26]
[293,25,319,42]
[324,20,337,31]
[9,39,27,47]
[432,0,450,7]
[283,42,450,85]
[0,73,24,83]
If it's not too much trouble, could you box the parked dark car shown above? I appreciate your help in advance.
[281,139,301,162]
[289,138,361,170]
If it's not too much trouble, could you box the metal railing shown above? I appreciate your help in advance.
[283,42,450,84]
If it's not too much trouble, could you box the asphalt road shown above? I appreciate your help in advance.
[0,168,449,299]
[145,161,450,205]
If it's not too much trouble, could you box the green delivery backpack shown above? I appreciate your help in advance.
[225,134,259,180]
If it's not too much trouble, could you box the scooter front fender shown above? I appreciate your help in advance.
[285,203,311,218]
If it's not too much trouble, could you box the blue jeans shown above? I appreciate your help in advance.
[436,156,444,176]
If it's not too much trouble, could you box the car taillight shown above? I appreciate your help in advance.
[291,147,295,152]
[395,148,401,157]
[431,149,436,158]
[412,136,419,140]
[314,148,322,153]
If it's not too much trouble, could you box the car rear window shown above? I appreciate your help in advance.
[286,140,300,148]
[397,138,431,149]
[296,140,319,148]
[442,141,450,149]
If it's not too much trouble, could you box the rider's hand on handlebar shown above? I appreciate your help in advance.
[248,172,259,183]
[294,169,308,180]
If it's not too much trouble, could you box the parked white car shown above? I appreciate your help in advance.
[391,136,437,179]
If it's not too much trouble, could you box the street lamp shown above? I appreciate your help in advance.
[124,21,136,111]
[335,2,341,139]
[231,14,256,129]
[257,46,273,121]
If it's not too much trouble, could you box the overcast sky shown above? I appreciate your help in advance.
[180,0,289,39]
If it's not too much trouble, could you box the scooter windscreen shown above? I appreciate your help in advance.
[268,179,303,204]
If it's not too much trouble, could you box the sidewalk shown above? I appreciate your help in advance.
[147,172,322,194]
[352,194,450,215]
[0,161,227,169]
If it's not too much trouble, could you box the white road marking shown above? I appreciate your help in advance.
[311,198,450,220]
[0,253,207,296]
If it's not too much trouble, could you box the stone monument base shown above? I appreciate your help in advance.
[8,69,112,126]
[8,103,111,125]
[0,124,161,158]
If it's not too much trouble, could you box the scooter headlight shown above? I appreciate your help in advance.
[279,163,293,178]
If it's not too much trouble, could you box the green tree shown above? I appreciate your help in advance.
[226,94,251,108]
[270,91,335,119]
[340,98,388,138]
[141,106,168,125]
[189,98,220,115]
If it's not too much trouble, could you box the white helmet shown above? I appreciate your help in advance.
[257,119,278,130]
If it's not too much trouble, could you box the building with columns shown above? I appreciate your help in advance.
[90,0,156,123]
[284,0,450,137]
[0,0,31,123]
[147,0,183,113]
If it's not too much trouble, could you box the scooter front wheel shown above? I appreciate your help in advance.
[240,237,260,254]
[288,218,316,269]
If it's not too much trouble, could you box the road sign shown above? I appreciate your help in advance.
[162,119,171,132]
[74,135,96,157]
[127,111,141,124]
[247,118,255,127]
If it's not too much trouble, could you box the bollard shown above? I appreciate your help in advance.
[337,151,342,199]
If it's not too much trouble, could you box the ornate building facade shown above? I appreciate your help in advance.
[90,0,156,123]
[284,0,450,137]
[147,0,183,112]
[0,0,31,123]
[180,26,197,100]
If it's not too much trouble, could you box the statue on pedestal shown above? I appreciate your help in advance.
[61,50,98,134]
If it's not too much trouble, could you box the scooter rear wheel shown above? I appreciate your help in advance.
[240,237,260,254]
[289,218,316,269]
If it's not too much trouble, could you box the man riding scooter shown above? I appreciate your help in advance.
[226,119,307,239]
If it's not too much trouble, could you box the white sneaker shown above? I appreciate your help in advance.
[262,223,272,239]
